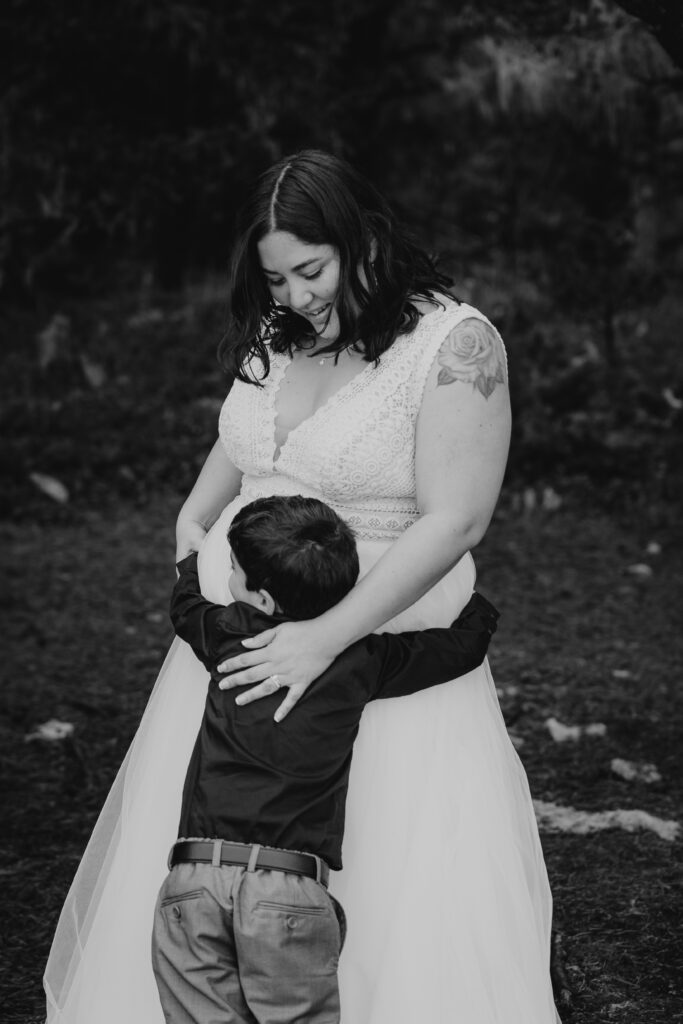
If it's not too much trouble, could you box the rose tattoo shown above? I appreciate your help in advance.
[437,320,507,399]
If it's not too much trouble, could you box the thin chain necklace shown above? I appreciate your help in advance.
[312,344,361,365]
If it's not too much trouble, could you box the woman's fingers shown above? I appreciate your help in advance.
[233,678,284,705]
[218,664,273,689]
[216,648,270,676]
[216,628,277,673]
[229,678,306,722]
[241,629,278,649]
[273,684,307,723]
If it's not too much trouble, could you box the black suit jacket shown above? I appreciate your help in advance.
[171,553,499,869]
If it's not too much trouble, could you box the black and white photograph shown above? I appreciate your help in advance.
[2,2,682,1022]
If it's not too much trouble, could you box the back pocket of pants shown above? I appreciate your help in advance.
[160,889,204,908]
[254,900,327,916]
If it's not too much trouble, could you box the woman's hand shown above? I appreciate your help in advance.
[175,439,243,562]
[175,519,208,562]
[216,620,341,721]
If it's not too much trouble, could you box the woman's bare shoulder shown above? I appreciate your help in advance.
[434,316,508,399]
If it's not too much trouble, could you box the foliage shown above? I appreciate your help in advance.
[1,0,682,514]
[2,0,682,299]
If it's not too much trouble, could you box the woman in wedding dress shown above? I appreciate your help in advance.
[45,149,560,1023]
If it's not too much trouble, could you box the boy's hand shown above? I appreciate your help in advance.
[175,519,208,562]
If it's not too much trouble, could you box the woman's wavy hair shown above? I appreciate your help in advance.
[218,149,454,383]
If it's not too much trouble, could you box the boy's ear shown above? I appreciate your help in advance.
[256,589,277,616]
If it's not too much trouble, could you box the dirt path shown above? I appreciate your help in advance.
[2,494,682,1022]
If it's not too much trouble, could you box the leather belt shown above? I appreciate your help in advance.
[169,839,329,888]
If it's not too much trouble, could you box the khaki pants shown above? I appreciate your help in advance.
[152,861,345,1024]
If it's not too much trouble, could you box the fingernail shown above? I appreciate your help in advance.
[273,712,282,723]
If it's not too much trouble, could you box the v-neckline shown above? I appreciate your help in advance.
[268,302,448,466]
[271,349,375,466]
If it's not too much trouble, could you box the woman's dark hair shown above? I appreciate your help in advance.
[219,149,453,383]
[227,495,359,620]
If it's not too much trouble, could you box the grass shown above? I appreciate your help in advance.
[1,491,682,1022]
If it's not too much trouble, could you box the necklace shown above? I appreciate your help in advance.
[314,344,360,365]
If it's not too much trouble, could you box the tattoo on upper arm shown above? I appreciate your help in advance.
[436,319,507,399]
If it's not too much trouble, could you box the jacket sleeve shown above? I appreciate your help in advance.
[169,553,228,669]
[368,592,500,700]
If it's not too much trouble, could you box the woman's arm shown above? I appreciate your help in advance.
[219,317,510,719]
[176,438,243,560]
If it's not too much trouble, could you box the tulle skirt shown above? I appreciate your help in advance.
[44,495,559,1023]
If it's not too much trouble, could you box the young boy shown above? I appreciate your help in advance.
[152,494,499,1024]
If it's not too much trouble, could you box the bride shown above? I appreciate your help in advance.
[45,149,560,1023]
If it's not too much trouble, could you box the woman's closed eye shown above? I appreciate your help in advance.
[265,268,323,288]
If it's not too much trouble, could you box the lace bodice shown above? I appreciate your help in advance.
[219,301,500,540]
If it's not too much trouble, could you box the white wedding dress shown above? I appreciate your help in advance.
[44,300,560,1023]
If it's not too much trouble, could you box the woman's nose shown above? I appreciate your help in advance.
[288,280,313,311]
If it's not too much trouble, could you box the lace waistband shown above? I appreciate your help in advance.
[240,476,419,541]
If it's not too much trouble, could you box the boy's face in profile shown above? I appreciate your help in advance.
[229,552,276,615]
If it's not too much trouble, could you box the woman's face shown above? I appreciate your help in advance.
[257,231,341,341]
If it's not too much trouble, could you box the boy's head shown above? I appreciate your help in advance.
[227,495,359,619]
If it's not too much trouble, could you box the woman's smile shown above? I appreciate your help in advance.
[304,302,331,320]
[257,231,341,340]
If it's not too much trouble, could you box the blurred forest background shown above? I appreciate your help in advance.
[1,0,682,518]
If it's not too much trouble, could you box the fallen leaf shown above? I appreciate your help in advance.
[626,563,653,579]
[126,308,164,328]
[534,800,679,841]
[36,313,70,370]
[662,387,682,411]
[29,472,70,504]
[25,719,75,742]
[80,352,106,388]
[645,541,661,556]
[523,487,536,513]
[612,669,632,680]
[611,758,661,783]
[546,718,581,742]
[545,717,607,742]
[541,487,562,511]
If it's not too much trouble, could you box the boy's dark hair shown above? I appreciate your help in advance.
[227,495,359,620]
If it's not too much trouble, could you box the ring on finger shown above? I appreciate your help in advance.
[269,674,282,690]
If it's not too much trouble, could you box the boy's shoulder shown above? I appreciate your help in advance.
[174,553,285,638]
[209,601,283,640]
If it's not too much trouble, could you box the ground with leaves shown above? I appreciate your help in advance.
[1,488,682,1023]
